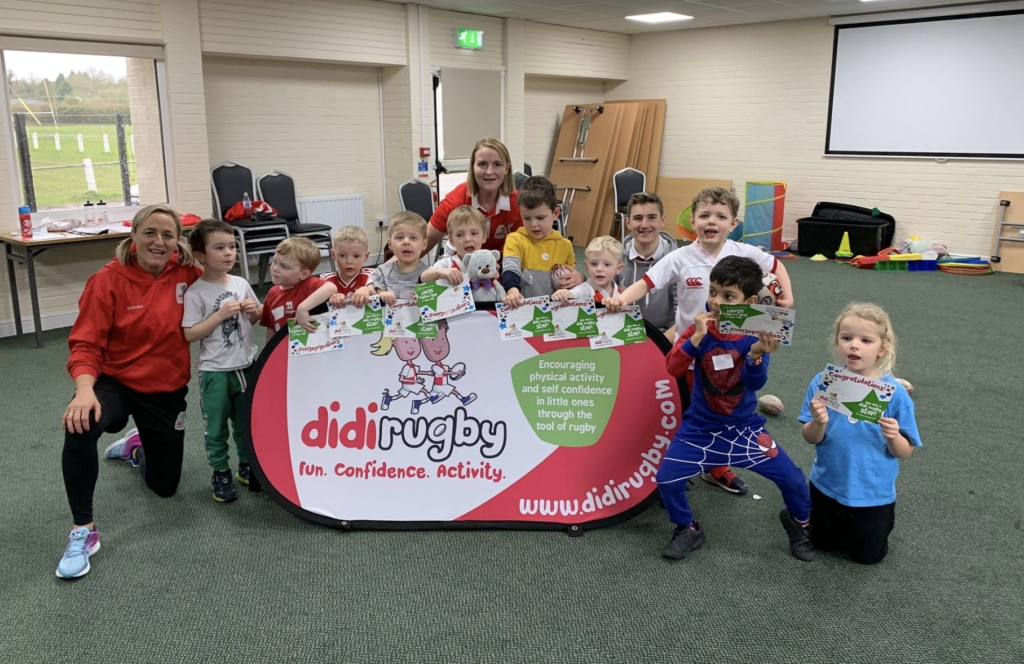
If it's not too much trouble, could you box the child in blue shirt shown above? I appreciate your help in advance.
[656,256,814,562]
[799,302,922,564]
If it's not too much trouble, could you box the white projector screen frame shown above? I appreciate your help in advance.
[826,10,1024,159]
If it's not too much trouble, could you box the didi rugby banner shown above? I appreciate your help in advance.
[244,307,683,531]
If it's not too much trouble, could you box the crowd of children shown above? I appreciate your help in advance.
[174,180,922,566]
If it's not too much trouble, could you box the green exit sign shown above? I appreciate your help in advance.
[454,28,484,50]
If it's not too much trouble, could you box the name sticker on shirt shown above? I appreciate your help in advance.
[712,354,735,371]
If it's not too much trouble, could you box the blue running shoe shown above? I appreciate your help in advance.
[380,390,392,410]
[212,469,236,503]
[56,526,100,579]
[104,428,141,467]
[235,463,251,486]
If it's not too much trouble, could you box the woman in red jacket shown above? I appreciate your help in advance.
[56,204,202,579]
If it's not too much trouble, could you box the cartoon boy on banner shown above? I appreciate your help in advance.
[421,319,477,407]
[372,335,434,414]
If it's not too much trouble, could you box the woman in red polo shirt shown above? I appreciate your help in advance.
[427,137,583,288]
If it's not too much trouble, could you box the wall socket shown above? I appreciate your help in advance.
[376,218,387,228]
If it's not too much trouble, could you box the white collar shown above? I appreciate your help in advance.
[628,242,660,261]
[471,192,511,217]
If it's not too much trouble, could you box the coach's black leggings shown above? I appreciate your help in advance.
[62,376,188,525]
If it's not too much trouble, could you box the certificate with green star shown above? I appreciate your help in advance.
[812,364,895,423]
[718,303,795,346]
[415,281,475,323]
[329,296,384,338]
[288,315,344,357]
[590,306,647,349]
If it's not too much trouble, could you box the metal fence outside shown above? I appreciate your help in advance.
[12,113,137,212]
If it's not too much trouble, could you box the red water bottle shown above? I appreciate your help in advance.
[19,206,32,239]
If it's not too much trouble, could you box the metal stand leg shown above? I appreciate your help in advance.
[25,249,43,348]
[257,255,269,288]
[5,243,23,338]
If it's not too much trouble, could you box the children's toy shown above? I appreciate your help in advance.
[464,250,506,303]
[810,254,828,262]
[742,181,787,251]
[757,395,784,416]
[758,273,783,306]
[835,232,853,259]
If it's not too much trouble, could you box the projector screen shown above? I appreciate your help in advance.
[826,11,1024,159]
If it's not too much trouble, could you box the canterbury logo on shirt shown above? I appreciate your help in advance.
[685,277,703,288]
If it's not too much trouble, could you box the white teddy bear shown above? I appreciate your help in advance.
[463,250,506,303]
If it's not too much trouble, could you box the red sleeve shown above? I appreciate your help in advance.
[259,288,279,329]
[67,271,114,381]
[430,184,465,234]
[666,325,698,378]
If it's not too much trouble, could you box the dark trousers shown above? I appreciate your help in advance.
[810,482,895,565]
[62,375,188,525]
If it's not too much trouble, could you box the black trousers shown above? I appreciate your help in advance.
[62,375,188,525]
[810,482,895,565]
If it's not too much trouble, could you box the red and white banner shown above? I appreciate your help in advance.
[245,308,683,530]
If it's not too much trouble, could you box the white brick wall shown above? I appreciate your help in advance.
[198,0,406,66]
[203,56,385,230]
[0,0,163,42]
[523,22,629,81]
[613,17,1024,256]
[504,19,525,171]
[429,9,505,71]
[524,76,605,177]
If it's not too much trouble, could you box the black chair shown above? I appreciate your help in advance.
[257,170,333,272]
[612,167,647,242]
[399,178,445,260]
[210,160,288,284]
[513,172,528,191]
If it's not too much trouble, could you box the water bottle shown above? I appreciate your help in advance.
[84,201,95,226]
[19,206,32,239]
[242,192,252,216]
[97,200,108,225]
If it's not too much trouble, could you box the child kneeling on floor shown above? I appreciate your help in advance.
[656,256,814,562]
[798,303,921,564]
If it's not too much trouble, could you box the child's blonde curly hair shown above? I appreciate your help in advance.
[832,302,898,375]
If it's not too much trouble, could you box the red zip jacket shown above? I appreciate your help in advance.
[67,258,202,393]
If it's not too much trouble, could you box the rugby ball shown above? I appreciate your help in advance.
[758,273,783,306]
[757,394,784,416]
[895,378,914,395]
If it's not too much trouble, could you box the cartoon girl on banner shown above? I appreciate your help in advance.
[372,335,434,415]
[420,319,477,407]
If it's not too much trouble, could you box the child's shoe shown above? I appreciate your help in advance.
[104,428,142,467]
[211,470,237,503]
[411,399,427,415]
[700,468,749,495]
[56,526,100,579]
[380,390,392,410]
[235,463,251,486]
[662,523,705,560]
[460,393,477,406]
[779,509,816,561]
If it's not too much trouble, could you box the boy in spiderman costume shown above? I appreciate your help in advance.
[656,256,814,562]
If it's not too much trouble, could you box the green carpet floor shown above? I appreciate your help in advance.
[2,259,1022,663]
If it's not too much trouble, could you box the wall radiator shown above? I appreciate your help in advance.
[297,194,363,235]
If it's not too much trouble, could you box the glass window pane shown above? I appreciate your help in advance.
[4,50,168,213]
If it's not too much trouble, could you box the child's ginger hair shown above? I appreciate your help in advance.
[389,211,427,236]
[585,236,623,261]
[275,237,321,272]
[332,225,369,249]
[447,205,487,234]
[833,302,898,375]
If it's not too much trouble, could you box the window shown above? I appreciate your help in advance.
[2,41,169,213]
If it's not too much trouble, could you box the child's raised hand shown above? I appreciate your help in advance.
[878,416,900,441]
[750,331,780,357]
[378,290,397,306]
[551,289,572,304]
[502,288,524,309]
[239,298,258,314]
[295,309,318,334]
[441,267,462,285]
[694,311,717,338]
[218,299,243,321]
[810,399,829,425]
[329,292,348,309]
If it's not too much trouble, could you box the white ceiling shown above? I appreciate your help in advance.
[382,0,1004,33]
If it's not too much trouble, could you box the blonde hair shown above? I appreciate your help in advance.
[585,236,623,262]
[332,225,369,250]
[692,187,740,218]
[389,211,427,237]
[370,333,394,356]
[447,205,487,234]
[275,237,322,272]
[467,137,514,198]
[116,204,193,266]
[833,302,898,375]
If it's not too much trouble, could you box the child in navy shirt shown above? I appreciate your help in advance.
[799,302,921,564]
[656,256,814,562]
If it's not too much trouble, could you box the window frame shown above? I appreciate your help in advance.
[0,37,175,221]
